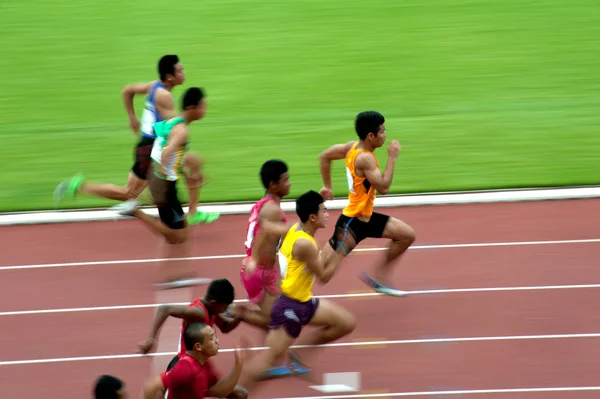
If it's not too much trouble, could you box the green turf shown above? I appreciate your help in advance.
[2,0,599,212]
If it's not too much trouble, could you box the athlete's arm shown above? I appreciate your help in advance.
[294,239,337,284]
[154,88,176,120]
[258,201,292,238]
[215,313,243,334]
[355,140,400,195]
[160,124,188,168]
[206,345,245,398]
[318,141,355,199]
[138,304,207,354]
[142,376,166,399]
[121,81,154,134]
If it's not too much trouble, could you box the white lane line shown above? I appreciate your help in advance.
[1,332,600,366]
[2,238,600,271]
[2,283,600,317]
[268,386,600,399]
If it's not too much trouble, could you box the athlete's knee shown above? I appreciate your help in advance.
[339,312,357,335]
[387,219,416,246]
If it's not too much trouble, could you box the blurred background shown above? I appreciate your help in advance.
[1,0,598,212]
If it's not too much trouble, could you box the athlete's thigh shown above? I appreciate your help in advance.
[264,327,295,360]
[309,298,356,329]
[380,215,416,242]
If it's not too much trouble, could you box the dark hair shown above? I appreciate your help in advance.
[158,55,179,81]
[182,87,205,110]
[355,111,385,140]
[205,278,235,304]
[183,322,208,350]
[94,375,123,399]
[260,160,288,190]
[296,190,324,223]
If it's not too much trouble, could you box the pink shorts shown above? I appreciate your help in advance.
[240,258,280,304]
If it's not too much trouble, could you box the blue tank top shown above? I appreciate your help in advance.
[139,81,167,139]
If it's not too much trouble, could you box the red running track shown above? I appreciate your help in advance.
[1,199,600,398]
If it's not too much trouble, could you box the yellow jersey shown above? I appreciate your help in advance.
[278,223,318,302]
[343,141,379,218]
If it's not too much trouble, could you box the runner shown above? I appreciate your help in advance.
[53,54,215,225]
[142,322,248,399]
[111,87,216,288]
[93,375,128,399]
[238,190,356,391]
[318,110,416,296]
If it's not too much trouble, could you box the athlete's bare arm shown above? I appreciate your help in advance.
[215,314,243,334]
[121,81,155,134]
[154,88,176,120]
[142,376,166,399]
[294,238,339,284]
[318,141,355,200]
[355,140,400,195]
[138,304,208,354]
[250,201,292,266]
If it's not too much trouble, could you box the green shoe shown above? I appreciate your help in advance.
[187,211,220,225]
[53,173,85,208]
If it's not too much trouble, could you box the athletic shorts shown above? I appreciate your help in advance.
[240,258,280,304]
[328,212,390,251]
[269,294,319,339]
[131,136,155,180]
[148,172,185,230]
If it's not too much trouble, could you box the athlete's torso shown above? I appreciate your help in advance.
[244,196,287,267]
[278,223,318,302]
[343,141,379,218]
[178,299,216,357]
[150,116,188,181]
[140,81,168,139]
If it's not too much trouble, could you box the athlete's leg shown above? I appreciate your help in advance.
[76,172,147,201]
[360,213,415,296]
[115,199,188,244]
[226,385,248,399]
[182,153,219,225]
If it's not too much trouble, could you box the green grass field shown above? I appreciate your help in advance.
[2,0,599,212]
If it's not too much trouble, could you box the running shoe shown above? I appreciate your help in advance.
[53,173,85,208]
[289,350,312,377]
[359,272,409,297]
[187,211,220,225]
[255,365,295,380]
[110,199,141,217]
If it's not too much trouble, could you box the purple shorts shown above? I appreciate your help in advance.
[268,294,320,338]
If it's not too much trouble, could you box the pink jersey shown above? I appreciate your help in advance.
[244,196,287,257]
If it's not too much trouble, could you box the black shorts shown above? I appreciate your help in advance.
[328,212,390,252]
[148,172,185,230]
[131,136,155,180]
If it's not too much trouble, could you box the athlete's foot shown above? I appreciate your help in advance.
[110,199,141,217]
[359,272,408,297]
[154,277,213,290]
[288,350,313,380]
[53,173,85,208]
[255,365,294,381]
[187,210,220,225]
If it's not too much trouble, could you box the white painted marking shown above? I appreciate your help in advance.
[269,386,600,399]
[2,238,599,271]
[323,372,360,392]
[309,385,356,393]
[1,283,599,317]
[1,332,599,366]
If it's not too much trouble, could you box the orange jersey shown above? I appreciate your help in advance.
[342,142,378,218]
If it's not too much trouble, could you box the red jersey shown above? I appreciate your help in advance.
[244,196,287,257]
[160,354,221,399]
[178,299,216,357]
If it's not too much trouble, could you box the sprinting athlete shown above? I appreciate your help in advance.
[142,322,248,399]
[138,279,246,370]
[238,191,356,391]
[318,110,416,296]
[53,55,214,225]
[112,87,216,288]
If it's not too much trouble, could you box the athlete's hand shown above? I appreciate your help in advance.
[319,187,334,201]
[129,116,141,135]
[137,338,156,354]
[233,337,252,369]
[388,140,401,160]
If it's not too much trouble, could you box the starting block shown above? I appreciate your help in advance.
[309,372,361,393]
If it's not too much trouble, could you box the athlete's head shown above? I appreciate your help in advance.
[181,87,207,121]
[94,375,128,399]
[355,111,386,148]
[184,322,219,358]
[204,278,235,314]
[260,160,291,197]
[296,190,328,229]
[158,55,185,86]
